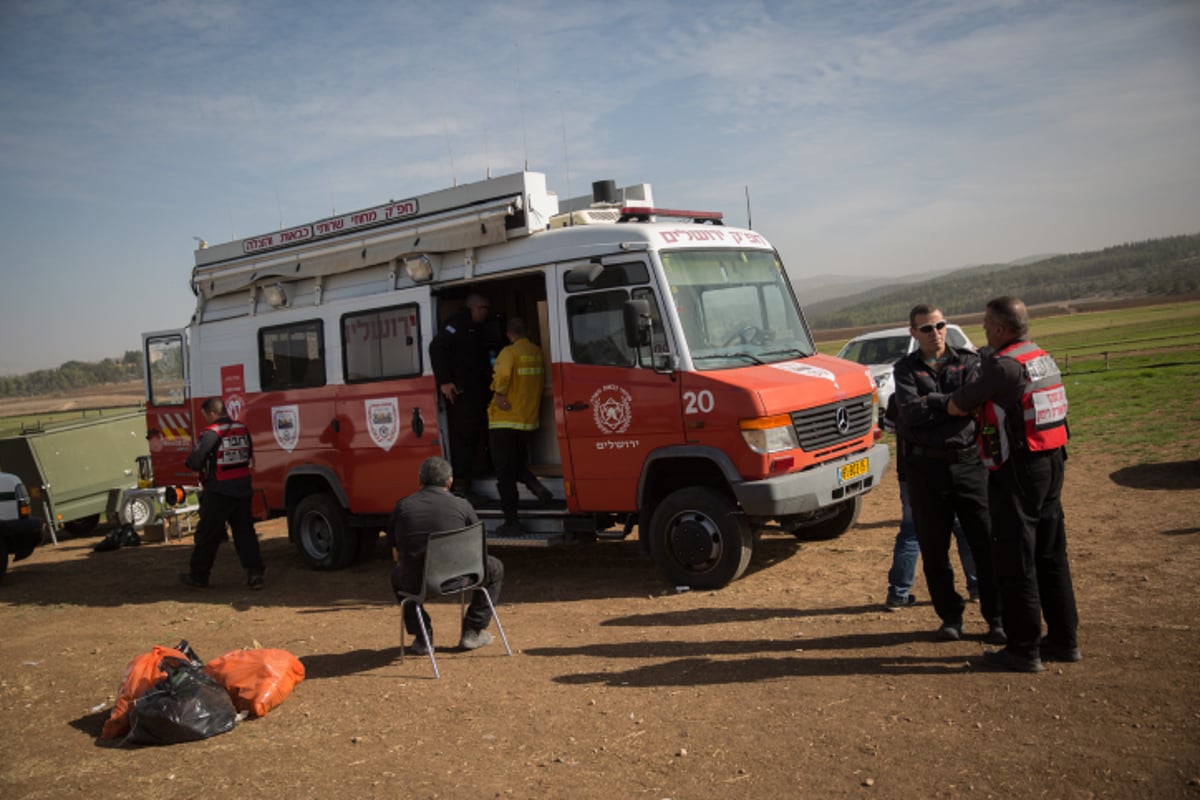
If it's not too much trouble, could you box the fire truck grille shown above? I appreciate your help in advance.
[791,395,876,451]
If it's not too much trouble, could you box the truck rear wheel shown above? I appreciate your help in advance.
[648,487,753,589]
[791,496,861,541]
[0,535,8,582]
[292,493,355,570]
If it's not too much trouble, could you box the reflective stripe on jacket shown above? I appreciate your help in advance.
[488,337,544,430]
[978,340,1068,469]
[205,420,253,483]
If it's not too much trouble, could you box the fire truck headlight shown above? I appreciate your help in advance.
[739,415,799,455]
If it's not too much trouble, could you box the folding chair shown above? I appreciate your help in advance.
[395,521,511,678]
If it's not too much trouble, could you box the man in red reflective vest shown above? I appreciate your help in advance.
[179,397,265,589]
[949,297,1079,673]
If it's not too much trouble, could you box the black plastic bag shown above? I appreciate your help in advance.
[93,524,141,552]
[124,662,238,745]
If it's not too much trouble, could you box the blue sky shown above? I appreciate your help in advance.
[1,0,1197,375]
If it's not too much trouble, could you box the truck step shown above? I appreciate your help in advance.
[485,530,587,548]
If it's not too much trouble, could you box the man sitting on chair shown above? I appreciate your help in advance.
[387,456,505,654]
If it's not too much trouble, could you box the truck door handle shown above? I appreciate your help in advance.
[412,407,425,437]
[565,403,588,412]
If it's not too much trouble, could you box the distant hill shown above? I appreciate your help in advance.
[796,266,964,306]
[805,233,1200,330]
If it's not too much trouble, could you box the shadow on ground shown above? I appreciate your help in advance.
[1109,460,1200,491]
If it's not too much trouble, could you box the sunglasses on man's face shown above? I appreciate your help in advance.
[916,321,947,334]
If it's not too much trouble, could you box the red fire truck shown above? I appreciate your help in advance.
[142,171,888,588]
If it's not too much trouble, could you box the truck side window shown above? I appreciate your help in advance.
[631,287,670,369]
[341,305,421,383]
[259,320,326,391]
[567,291,634,367]
[146,334,185,406]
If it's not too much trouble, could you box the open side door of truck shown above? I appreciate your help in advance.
[143,329,195,485]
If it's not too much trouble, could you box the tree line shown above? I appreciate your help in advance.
[0,351,144,398]
[806,233,1200,330]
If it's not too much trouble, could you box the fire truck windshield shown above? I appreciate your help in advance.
[660,249,816,370]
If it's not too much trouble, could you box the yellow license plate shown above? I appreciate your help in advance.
[839,457,869,484]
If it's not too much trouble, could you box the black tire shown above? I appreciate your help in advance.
[647,487,753,589]
[62,514,101,536]
[292,493,355,570]
[791,496,861,541]
[0,535,9,582]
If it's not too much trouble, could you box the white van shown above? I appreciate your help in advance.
[836,324,975,419]
[0,471,44,581]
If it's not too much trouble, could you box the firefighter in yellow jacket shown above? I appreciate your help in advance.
[488,317,553,536]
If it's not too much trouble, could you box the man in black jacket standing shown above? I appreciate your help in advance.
[949,296,1079,673]
[894,304,1002,644]
[179,397,265,589]
[429,292,493,500]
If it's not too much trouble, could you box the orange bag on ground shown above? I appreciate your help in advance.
[101,645,192,740]
[203,649,305,718]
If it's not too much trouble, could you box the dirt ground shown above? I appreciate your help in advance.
[2,444,1199,799]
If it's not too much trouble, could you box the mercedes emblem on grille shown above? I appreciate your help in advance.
[835,406,851,434]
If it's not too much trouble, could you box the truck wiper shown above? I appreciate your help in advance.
[759,348,811,359]
[693,352,764,365]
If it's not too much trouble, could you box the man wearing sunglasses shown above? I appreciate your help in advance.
[893,305,1003,646]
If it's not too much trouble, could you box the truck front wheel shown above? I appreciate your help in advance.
[647,488,753,589]
[791,496,861,541]
[292,493,355,570]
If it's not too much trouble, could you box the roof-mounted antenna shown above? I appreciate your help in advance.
[442,116,458,187]
[516,48,529,172]
[745,185,753,229]
[560,102,571,210]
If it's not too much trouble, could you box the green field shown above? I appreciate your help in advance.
[817,300,1200,464]
[0,405,143,440]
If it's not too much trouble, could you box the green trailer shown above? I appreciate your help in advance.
[0,408,148,536]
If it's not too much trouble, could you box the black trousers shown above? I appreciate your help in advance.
[488,427,539,525]
[447,393,488,489]
[906,453,1001,629]
[188,491,264,579]
[392,554,505,640]
[988,449,1079,659]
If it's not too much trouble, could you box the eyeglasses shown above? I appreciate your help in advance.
[916,321,947,334]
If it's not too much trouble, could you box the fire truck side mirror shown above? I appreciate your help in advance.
[623,299,652,348]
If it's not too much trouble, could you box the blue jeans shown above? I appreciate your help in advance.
[887,482,977,603]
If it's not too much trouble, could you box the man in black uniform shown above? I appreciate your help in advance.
[949,296,1080,673]
[894,304,1002,644]
[179,397,265,589]
[387,456,504,654]
[428,292,493,500]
